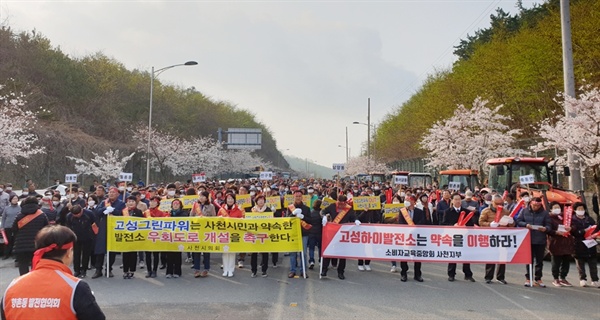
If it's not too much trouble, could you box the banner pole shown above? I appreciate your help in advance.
[529,263,534,288]
[106,251,109,278]
[319,256,323,279]
[301,249,306,279]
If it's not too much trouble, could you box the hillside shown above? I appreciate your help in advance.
[373,0,600,162]
[0,26,289,185]
[284,156,336,179]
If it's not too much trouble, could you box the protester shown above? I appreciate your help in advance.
[92,187,125,279]
[321,194,357,280]
[516,196,551,287]
[307,199,323,270]
[1,225,105,320]
[1,195,20,260]
[11,196,49,275]
[250,195,271,277]
[443,193,475,282]
[570,202,599,287]
[356,194,381,271]
[144,196,169,278]
[190,191,215,278]
[286,190,311,278]
[121,196,145,279]
[165,199,187,278]
[398,195,426,282]
[478,194,514,284]
[218,193,244,277]
[65,205,96,279]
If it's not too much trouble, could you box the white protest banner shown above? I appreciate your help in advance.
[393,175,408,185]
[259,171,273,181]
[332,163,345,172]
[119,172,133,182]
[192,173,206,183]
[519,174,535,184]
[448,181,461,191]
[65,174,78,183]
[321,224,531,264]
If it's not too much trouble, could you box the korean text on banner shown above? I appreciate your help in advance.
[236,194,252,208]
[352,196,382,211]
[266,196,282,210]
[107,216,303,253]
[321,224,531,264]
[383,203,403,220]
[159,195,197,212]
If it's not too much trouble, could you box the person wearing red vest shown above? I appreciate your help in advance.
[217,193,243,277]
[11,196,49,275]
[1,225,105,320]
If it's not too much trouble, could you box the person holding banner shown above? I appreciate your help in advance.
[516,197,551,287]
[398,196,426,282]
[286,190,311,278]
[65,205,97,279]
[356,192,381,271]
[443,193,476,282]
[165,199,188,278]
[190,191,216,276]
[250,195,271,278]
[121,196,144,279]
[478,195,514,284]
[307,199,323,270]
[570,202,600,288]
[546,202,574,287]
[321,194,358,280]
[91,187,125,279]
[218,193,244,277]
[143,196,169,278]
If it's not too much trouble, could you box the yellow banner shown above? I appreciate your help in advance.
[266,196,282,210]
[236,194,252,208]
[159,195,197,212]
[383,203,404,220]
[353,196,382,211]
[107,216,302,253]
[283,194,311,207]
[321,197,336,209]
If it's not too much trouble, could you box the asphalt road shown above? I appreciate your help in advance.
[1,254,599,319]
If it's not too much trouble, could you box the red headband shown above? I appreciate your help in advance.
[32,242,74,270]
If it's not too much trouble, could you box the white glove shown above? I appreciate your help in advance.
[499,216,513,226]
[322,216,328,226]
[296,213,304,219]
[103,206,114,215]
[292,208,302,216]
[490,221,500,228]
[355,220,361,226]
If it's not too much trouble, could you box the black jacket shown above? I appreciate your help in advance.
[321,203,357,224]
[516,206,552,245]
[286,202,311,236]
[399,207,427,226]
[442,207,475,226]
[12,203,49,253]
[307,208,323,237]
[358,209,381,224]
[570,214,597,258]
[66,209,97,242]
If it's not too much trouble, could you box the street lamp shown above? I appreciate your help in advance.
[353,98,371,161]
[337,145,350,163]
[146,61,198,185]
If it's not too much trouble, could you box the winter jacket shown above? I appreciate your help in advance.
[357,209,381,224]
[442,207,475,226]
[570,214,597,258]
[547,214,574,256]
[12,203,49,253]
[307,209,323,237]
[478,205,514,227]
[286,202,311,236]
[66,209,97,242]
[1,204,20,229]
[516,206,551,245]
[190,202,216,217]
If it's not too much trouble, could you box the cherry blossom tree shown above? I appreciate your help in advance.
[217,149,271,175]
[0,85,45,165]
[535,86,600,193]
[345,155,389,176]
[420,97,525,178]
[67,149,135,182]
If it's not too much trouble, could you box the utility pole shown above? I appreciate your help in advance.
[560,0,582,190]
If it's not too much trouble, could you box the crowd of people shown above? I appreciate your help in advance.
[1,178,599,289]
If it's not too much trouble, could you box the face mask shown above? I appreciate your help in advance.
[400,192,405,197]
[353,189,358,193]
[308,189,314,194]
[403,201,411,207]
[88,200,96,207]
[118,186,125,192]
[284,188,289,192]
[576,210,585,217]
[374,187,380,191]
[392,200,400,204]
[141,194,146,199]
[522,196,530,203]
[0,188,3,193]
[79,194,84,199]
[485,201,492,205]
[68,194,75,199]
[127,187,133,192]
[52,201,60,206]
[550,208,561,215]
[6,187,11,192]
[168,190,175,196]
[250,191,256,196]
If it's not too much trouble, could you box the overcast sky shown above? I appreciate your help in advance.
[2,0,536,168]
